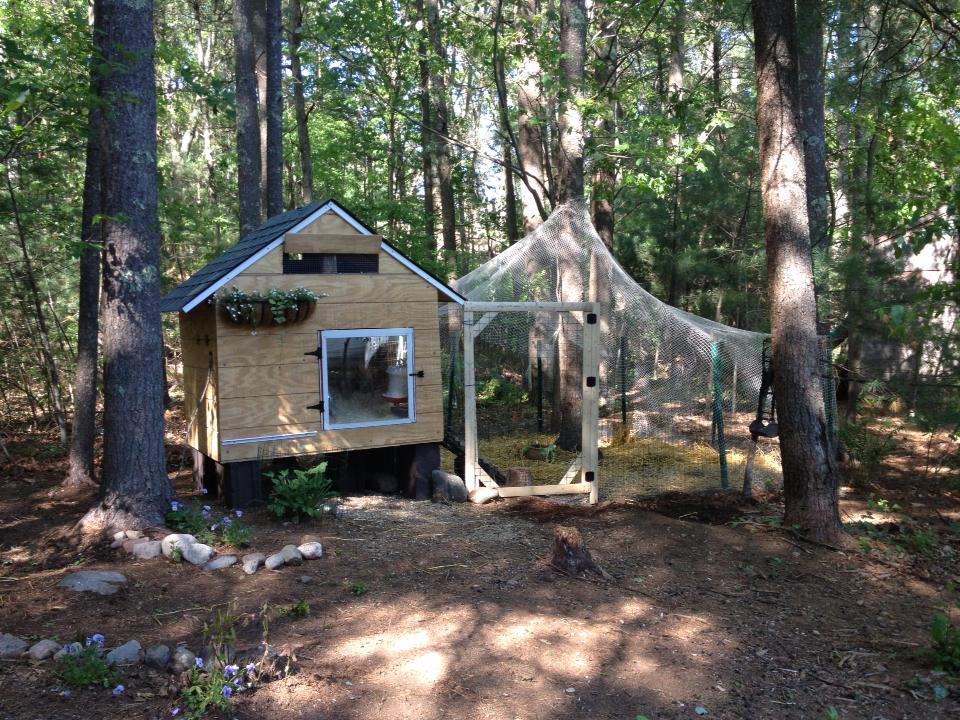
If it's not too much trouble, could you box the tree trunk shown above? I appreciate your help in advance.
[265,0,283,217]
[235,0,262,235]
[289,0,313,204]
[556,0,586,203]
[81,0,171,533]
[492,0,520,244]
[252,0,269,211]
[415,0,437,254]
[666,2,685,307]
[66,6,105,487]
[751,0,843,545]
[797,0,828,255]
[590,16,617,250]
[5,171,70,444]
[516,0,549,232]
[423,0,458,274]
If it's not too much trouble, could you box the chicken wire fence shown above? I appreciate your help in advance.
[441,201,836,500]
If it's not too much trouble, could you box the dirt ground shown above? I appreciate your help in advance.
[1,423,959,719]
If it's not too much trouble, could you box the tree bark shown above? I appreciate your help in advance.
[797,0,828,255]
[81,0,171,533]
[516,0,549,232]
[423,0,458,274]
[415,0,437,253]
[252,0,269,211]
[289,0,313,204]
[666,2,685,307]
[556,0,587,203]
[751,0,843,544]
[235,0,262,235]
[66,3,105,487]
[492,0,519,244]
[265,0,283,217]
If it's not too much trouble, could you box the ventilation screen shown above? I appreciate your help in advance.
[283,253,379,274]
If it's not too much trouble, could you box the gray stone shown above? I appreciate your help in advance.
[468,487,499,505]
[106,639,142,665]
[242,553,266,575]
[131,540,162,560]
[124,530,143,540]
[122,538,148,553]
[280,544,303,566]
[204,555,237,571]
[112,531,127,542]
[297,542,323,559]
[144,644,171,670]
[53,641,82,660]
[264,552,285,570]
[432,470,468,502]
[298,575,313,584]
[170,646,196,674]
[181,543,214,566]
[58,570,128,595]
[27,639,61,661]
[161,533,196,558]
[0,634,27,659]
[109,539,125,549]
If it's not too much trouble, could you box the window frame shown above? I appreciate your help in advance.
[319,327,417,430]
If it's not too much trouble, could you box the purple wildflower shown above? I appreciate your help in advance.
[170,708,180,717]
[86,633,105,647]
[224,664,239,677]
[170,501,181,511]
[59,690,71,697]
[200,488,208,495]
[195,657,204,668]
[233,676,243,686]
[112,684,125,696]
[244,663,256,673]
[221,685,233,698]
[234,510,243,518]
[221,516,232,526]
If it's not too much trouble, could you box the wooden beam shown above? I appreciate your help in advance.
[497,483,591,497]
[559,454,582,484]
[581,301,601,504]
[464,301,595,313]
[472,311,499,336]
[283,233,381,255]
[462,308,477,492]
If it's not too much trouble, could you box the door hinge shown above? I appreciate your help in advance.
[306,402,324,412]
[304,348,322,358]
[409,369,425,378]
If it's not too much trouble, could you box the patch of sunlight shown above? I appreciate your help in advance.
[389,629,431,654]
[399,651,446,685]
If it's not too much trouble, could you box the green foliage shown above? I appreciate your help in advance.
[344,581,369,596]
[266,462,337,522]
[214,286,320,326]
[929,612,960,674]
[56,644,122,690]
[839,421,900,476]
[476,377,528,406]
[278,599,311,618]
[181,606,244,719]
[166,500,253,548]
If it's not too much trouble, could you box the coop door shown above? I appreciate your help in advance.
[319,328,416,429]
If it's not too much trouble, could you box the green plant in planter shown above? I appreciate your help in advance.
[215,287,265,325]
[215,286,320,327]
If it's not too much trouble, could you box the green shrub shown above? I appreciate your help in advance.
[266,462,337,522]
[476,377,528,406]
[56,640,122,690]
[839,420,900,475]
[166,501,253,548]
[278,599,311,618]
[930,612,960,673]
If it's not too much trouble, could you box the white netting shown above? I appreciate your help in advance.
[441,201,786,499]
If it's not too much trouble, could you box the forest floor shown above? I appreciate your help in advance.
[1,419,959,719]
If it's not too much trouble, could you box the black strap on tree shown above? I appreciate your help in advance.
[749,338,779,440]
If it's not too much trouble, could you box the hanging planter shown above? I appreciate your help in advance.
[214,286,321,329]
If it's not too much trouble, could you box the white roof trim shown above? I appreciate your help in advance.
[181,200,464,312]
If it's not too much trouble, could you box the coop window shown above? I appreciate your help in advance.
[283,253,378,274]
[319,328,416,430]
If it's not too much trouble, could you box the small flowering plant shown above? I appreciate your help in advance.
[165,500,253,548]
[56,633,122,690]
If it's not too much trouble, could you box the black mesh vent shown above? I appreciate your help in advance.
[283,253,379,274]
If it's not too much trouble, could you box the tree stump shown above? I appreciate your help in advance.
[506,467,534,487]
[550,526,606,577]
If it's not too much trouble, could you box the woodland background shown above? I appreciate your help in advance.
[0,0,958,438]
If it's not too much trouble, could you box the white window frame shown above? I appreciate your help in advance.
[319,327,417,430]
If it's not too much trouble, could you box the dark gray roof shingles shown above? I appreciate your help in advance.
[160,200,329,312]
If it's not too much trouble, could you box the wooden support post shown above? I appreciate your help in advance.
[463,308,478,491]
[582,303,601,504]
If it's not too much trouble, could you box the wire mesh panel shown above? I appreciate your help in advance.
[442,201,786,500]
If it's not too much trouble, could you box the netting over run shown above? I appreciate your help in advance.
[441,201,786,500]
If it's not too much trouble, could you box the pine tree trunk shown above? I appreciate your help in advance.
[492,0,519,244]
[252,0,268,211]
[235,0,262,235]
[797,0,828,254]
[516,0,548,232]
[66,8,105,487]
[751,0,843,545]
[423,0,457,274]
[289,0,313,204]
[666,3,685,307]
[265,0,283,217]
[590,16,617,250]
[415,0,437,253]
[80,0,171,534]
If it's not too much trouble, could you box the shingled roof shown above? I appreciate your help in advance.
[161,200,464,313]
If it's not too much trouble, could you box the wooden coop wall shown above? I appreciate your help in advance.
[212,209,445,463]
[179,304,220,461]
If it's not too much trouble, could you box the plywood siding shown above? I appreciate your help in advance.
[179,305,220,461]
[212,210,446,462]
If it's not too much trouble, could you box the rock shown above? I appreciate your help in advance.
[54,642,82,660]
[27,639,61,661]
[109,539,125,549]
[122,538,148,553]
[297,542,323,560]
[242,553,266,575]
[144,644,171,670]
[204,555,237,571]
[298,575,313,584]
[0,634,27,659]
[170,646,196,674]
[124,530,143,540]
[181,543,215,566]
[468,487,499,505]
[106,639,142,665]
[505,467,534,487]
[432,470,468,502]
[58,570,128,595]
[161,533,196,558]
[280,544,303,566]
[131,540,162,560]
[112,531,127,542]
[370,471,399,494]
[264,552,286,570]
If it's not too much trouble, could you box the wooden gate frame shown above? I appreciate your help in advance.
[462,301,600,504]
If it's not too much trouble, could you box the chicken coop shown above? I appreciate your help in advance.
[161,199,465,505]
